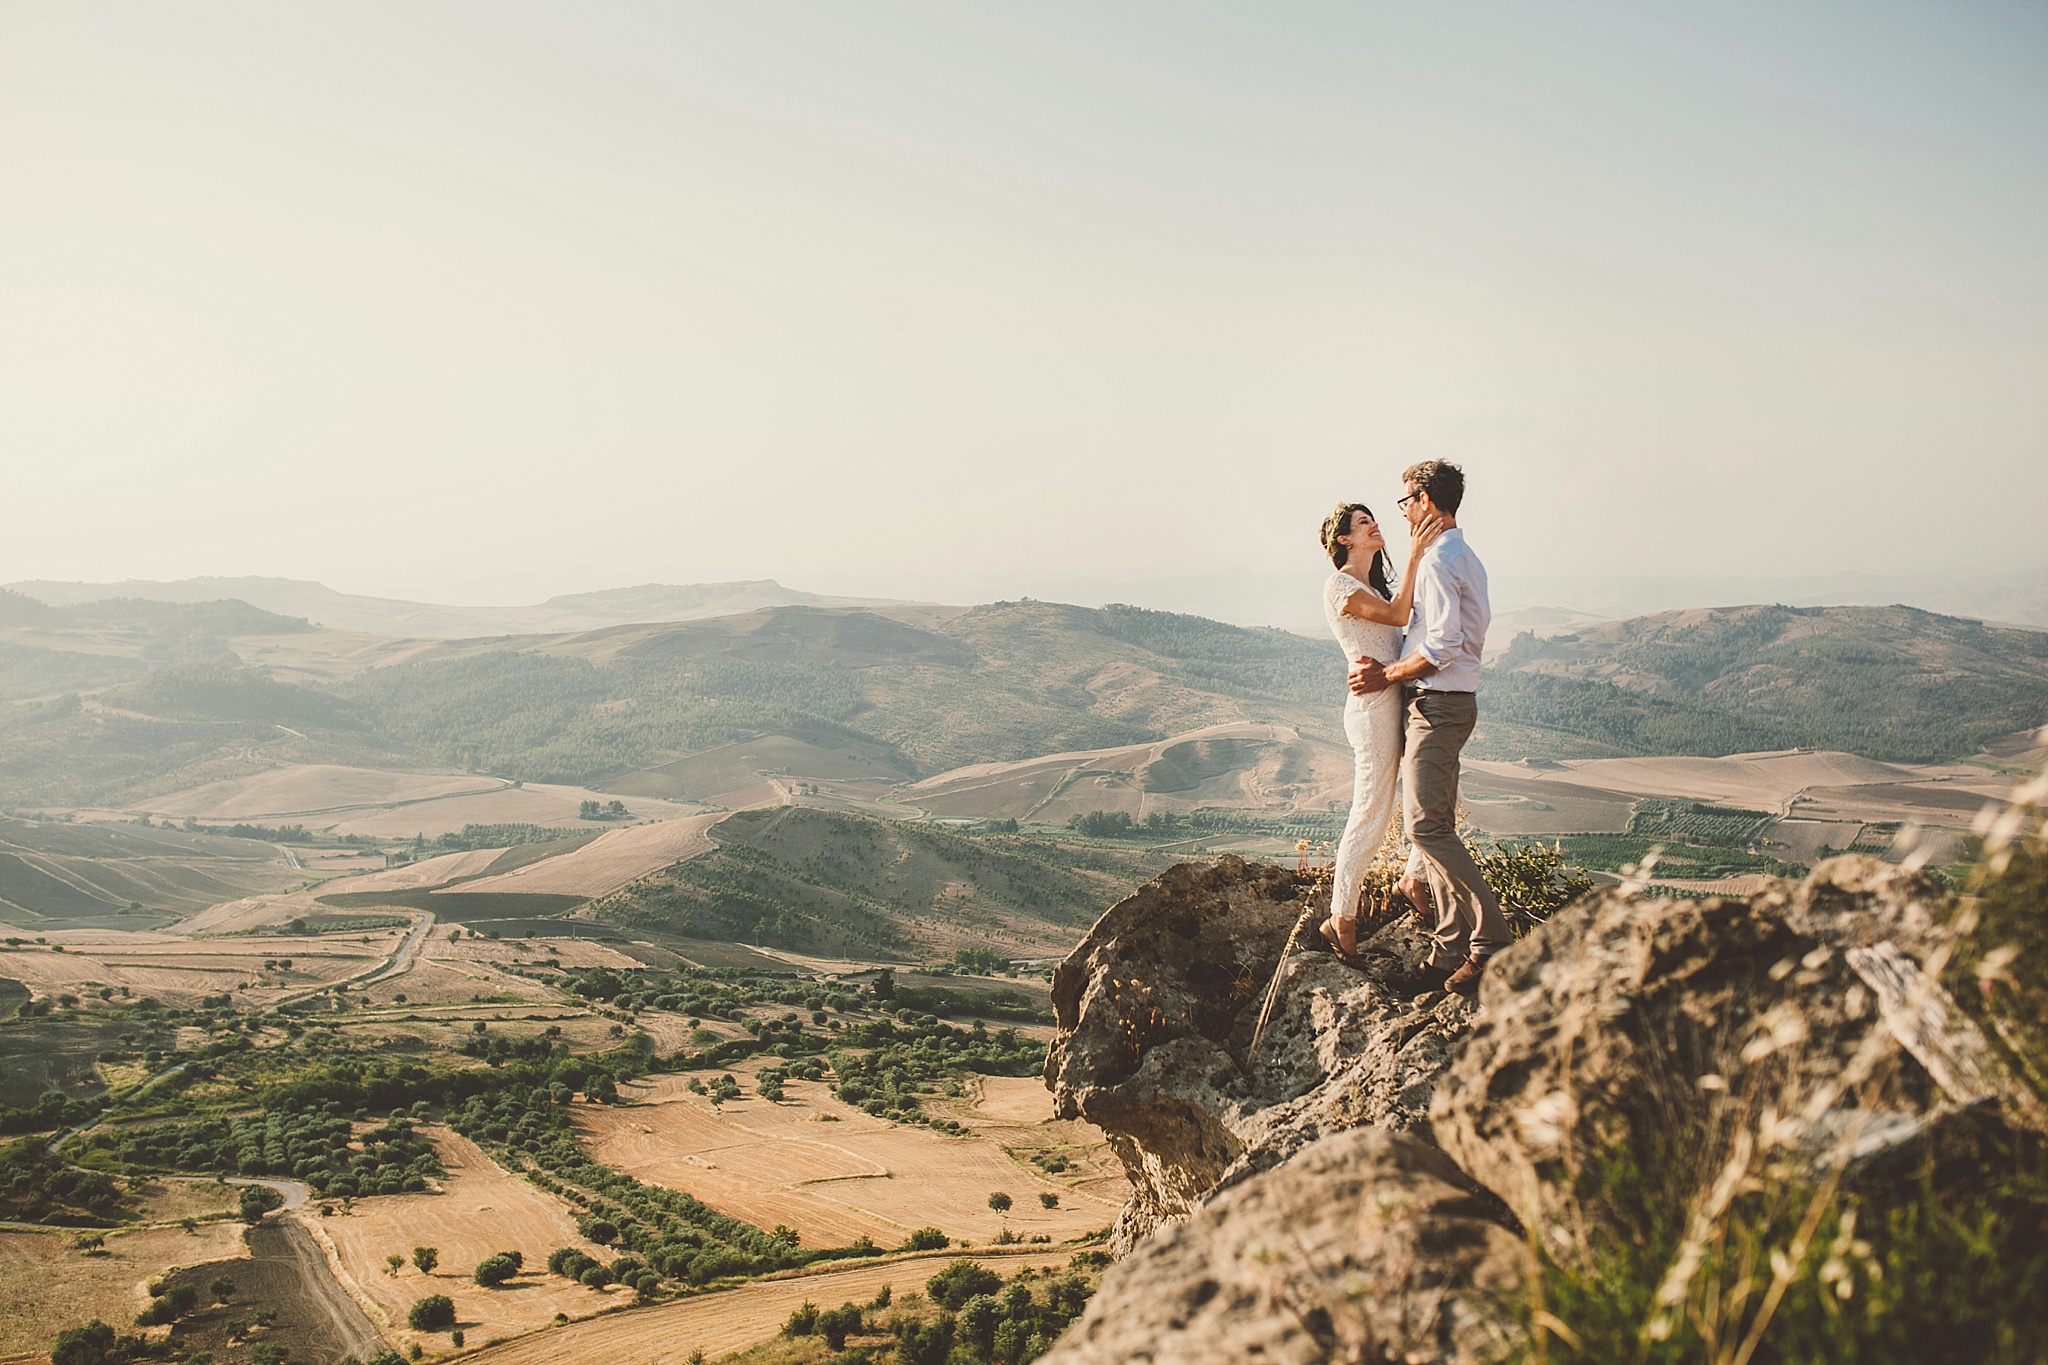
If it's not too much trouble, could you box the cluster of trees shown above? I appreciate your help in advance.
[827,1015,1044,1127]
[578,799,629,820]
[1626,798,1771,844]
[428,823,573,852]
[0,1088,101,1136]
[0,1138,121,1222]
[782,1256,1104,1364]
[88,1106,442,1199]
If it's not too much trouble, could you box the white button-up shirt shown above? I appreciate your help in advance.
[1398,527,1490,693]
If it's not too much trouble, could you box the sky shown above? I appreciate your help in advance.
[3,2,2044,606]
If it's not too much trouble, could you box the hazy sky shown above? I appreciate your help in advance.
[4,2,2043,604]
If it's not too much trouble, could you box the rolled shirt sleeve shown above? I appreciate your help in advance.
[1399,530,1489,691]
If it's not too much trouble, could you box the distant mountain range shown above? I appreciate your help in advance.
[979,566,2048,632]
[15,566,2043,639]
[2,587,2041,808]
[4,576,897,638]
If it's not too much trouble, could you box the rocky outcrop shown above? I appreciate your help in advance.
[1433,856,2047,1240]
[1041,1127,1524,1365]
[1044,852,2044,1363]
[1043,856,1476,1253]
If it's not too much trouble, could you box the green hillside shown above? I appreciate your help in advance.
[1492,604,2048,762]
[591,806,1174,959]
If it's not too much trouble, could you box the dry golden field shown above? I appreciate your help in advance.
[0,928,406,1009]
[0,1222,247,1356]
[312,1127,617,1353]
[445,813,723,899]
[576,1067,1122,1251]
[145,766,504,823]
[902,722,1304,824]
[325,784,701,840]
[461,1246,1075,1365]
[140,765,704,840]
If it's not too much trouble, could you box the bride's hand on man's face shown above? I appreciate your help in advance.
[1409,513,1447,556]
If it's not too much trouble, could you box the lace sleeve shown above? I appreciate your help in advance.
[1326,571,1364,621]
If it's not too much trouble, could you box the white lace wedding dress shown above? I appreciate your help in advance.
[1323,569,1405,923]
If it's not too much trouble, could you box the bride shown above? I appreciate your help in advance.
[1318,500,1442,958]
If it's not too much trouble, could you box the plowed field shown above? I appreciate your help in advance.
[576,1068,1123,1250]
[0,1222,248,1355]
[446,813,722,898]
[313,1127,617,1352]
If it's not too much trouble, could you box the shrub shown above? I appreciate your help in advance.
[406,1294,455,1331]
[927,1261,1002,1310]
[1039,1191,1059,1209]
[136,1284,198,1325]
[411,1246,437,1274]
[238,1183,285,1222]
[248,1346,288,1365]
[902,1226,949,1251]
[959,1293,1000,1352]
[548,1247,597,1280]
[818,1302,862,1350]
[781,1301,818,1337]
[473,1253,519,1287]
[52,1320,150,1365]
[895,1314,955,1365]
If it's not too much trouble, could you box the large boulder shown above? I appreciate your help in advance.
[1431,856,2047,1244]
[1039,1127,1525,1365]
[1044,856,1475,1252]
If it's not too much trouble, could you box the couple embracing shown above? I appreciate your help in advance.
[1316,459,1508,1000]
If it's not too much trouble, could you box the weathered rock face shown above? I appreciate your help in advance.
[1431,856,2046,1240]
[1044,856,1477,1253]
[1045,851,2044,1362]
[1039,1127,1525,1365]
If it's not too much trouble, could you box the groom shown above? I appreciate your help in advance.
[1349,459,1510,999]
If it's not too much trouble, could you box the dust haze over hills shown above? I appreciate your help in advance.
[2,577,2042,816]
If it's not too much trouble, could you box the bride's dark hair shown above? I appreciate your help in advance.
[1320,503,1393,599]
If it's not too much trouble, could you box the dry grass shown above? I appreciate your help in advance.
[313,1127,617,1353]
[145,766,500,822]
[324,782,698,840]
[0,1222,247,1355]
[448,814,722,898]
[1,930,404,1009]
[132,1177,242,1226]
[460,1246,1075,1365]
[576,1068,1123,1250]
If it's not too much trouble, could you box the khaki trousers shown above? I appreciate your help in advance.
[1400,689,1511,969]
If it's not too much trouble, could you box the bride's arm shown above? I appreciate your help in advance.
[1341,515,1446,625]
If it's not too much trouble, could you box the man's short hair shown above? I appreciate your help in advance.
[1401,460,1465,515]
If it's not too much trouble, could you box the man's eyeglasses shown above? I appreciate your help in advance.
[1396,490,1425,510]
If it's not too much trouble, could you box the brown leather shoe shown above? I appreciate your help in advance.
[1444,954,1491,999]
[1387,960,1451,998]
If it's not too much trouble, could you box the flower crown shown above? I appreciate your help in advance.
[1321,502,1356,558]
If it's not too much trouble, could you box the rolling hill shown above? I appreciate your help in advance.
[1491,603,2048,763]
[1,594,2042,810]
[590,806,1174,959]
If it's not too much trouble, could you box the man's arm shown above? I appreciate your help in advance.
[1351,549,1456,694]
